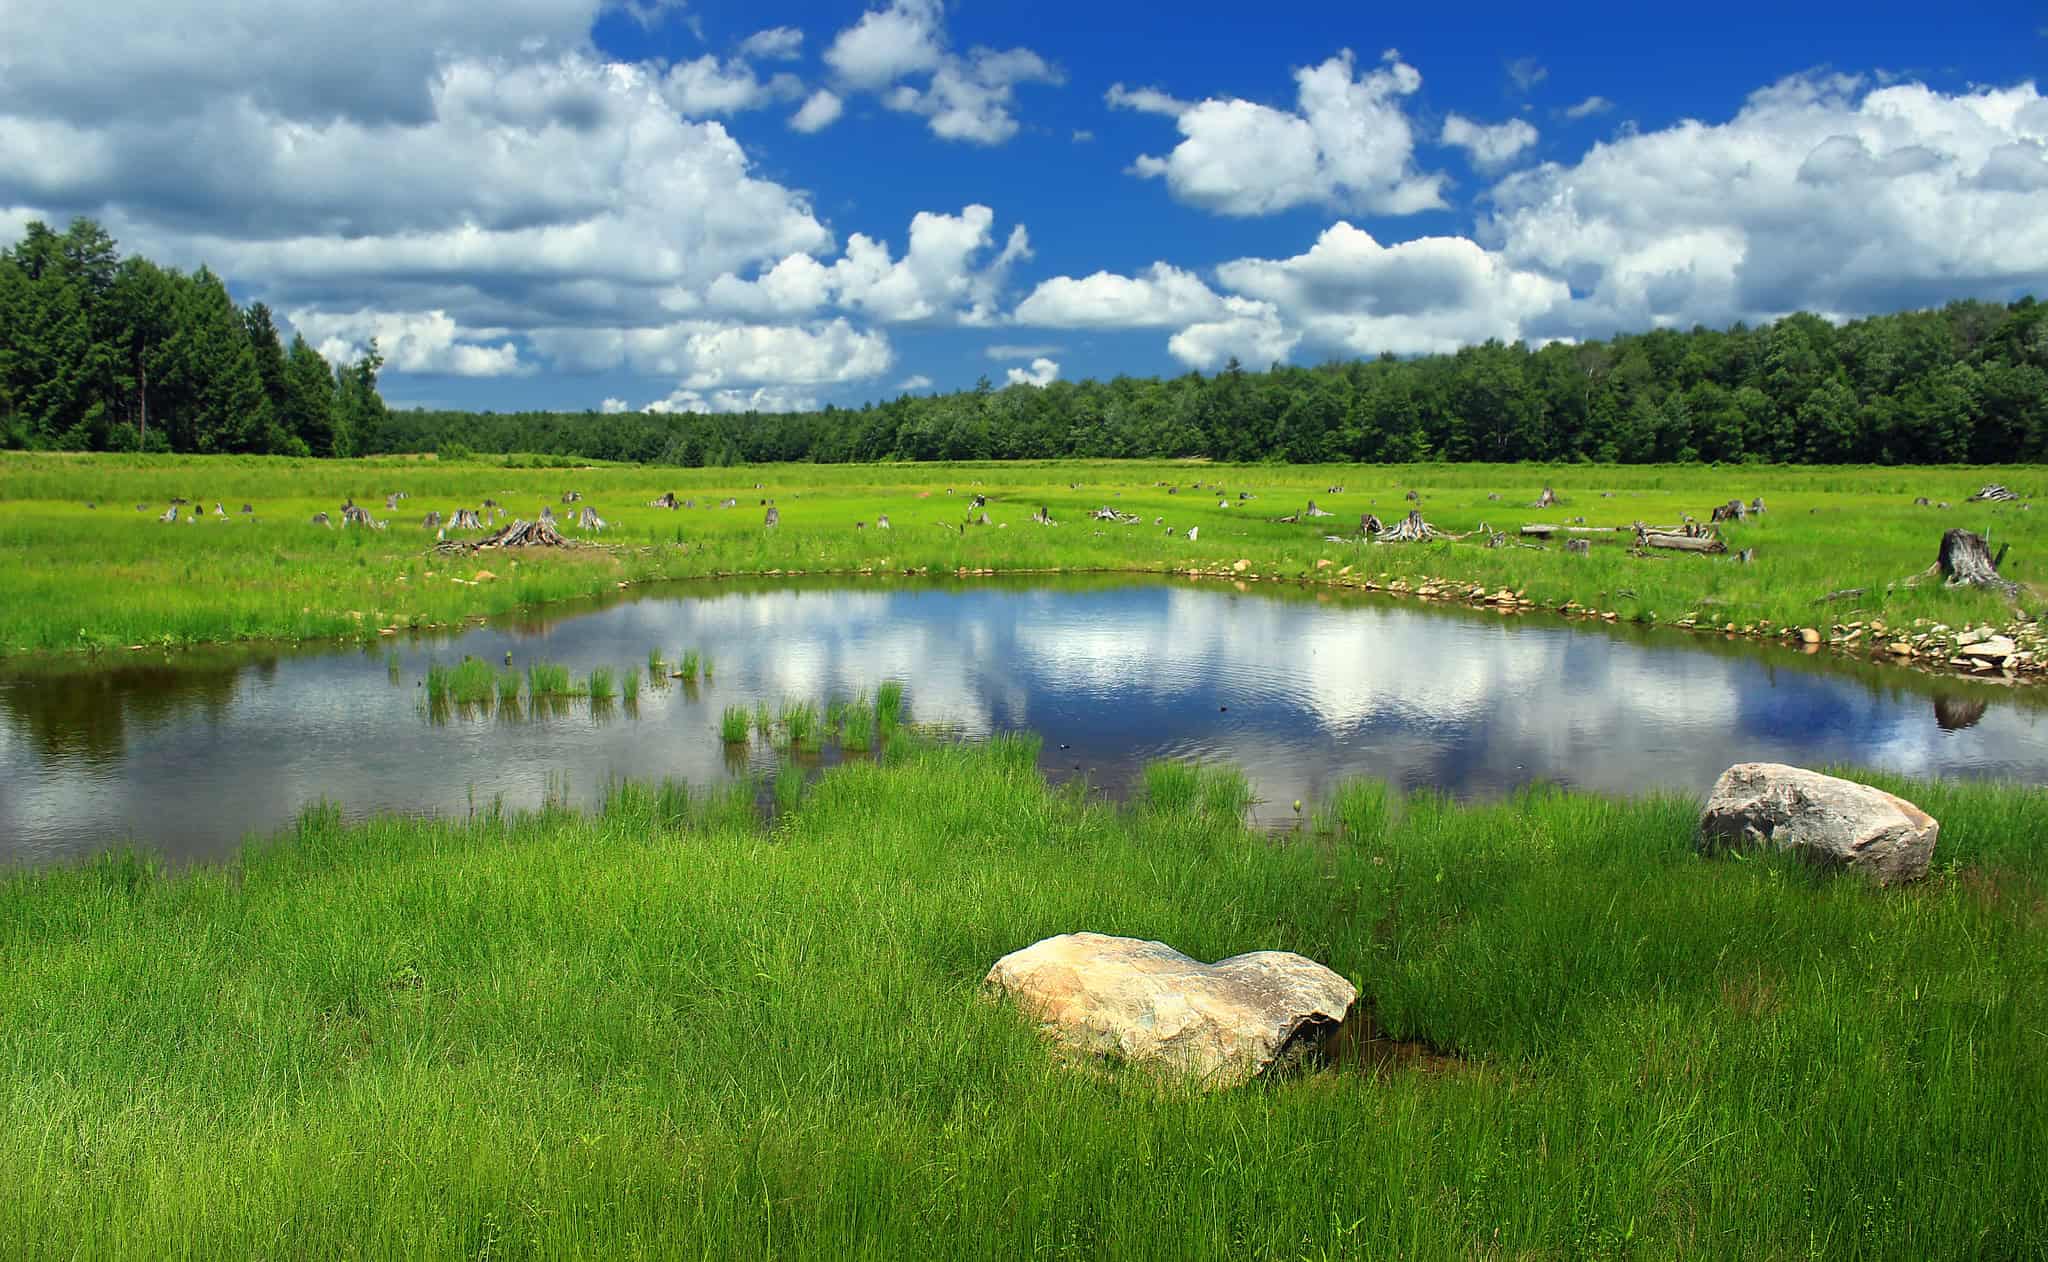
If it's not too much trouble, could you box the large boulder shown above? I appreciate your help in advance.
[984,932,1357,1087]
[1699,763,1938,885]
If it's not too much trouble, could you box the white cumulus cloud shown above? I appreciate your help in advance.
[823,0,1057,144]
[1121,49,1446,216]
[1441,114,1539,169]
[645,386,822,414]
[789,89,844,133]
[289,308,529,376]
[531,318,892,387]
[661,56,803,116]
[739,26,804,61]
[1004,357,1060,387]
[1012,263,1227,328]
[707,205,1030,325]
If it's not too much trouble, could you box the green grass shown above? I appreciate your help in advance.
[6,453,2046,673]
[620,669,640,704]
[753,700,774,739]
[677,649,701,683]
[779,700,820,752]
[877,679,906,726]
[495,669,521,707]
[423,657,497,707]
[772,756,805,815]
[524,661,574,699]
[841,697,875,752]
[585,667,615,703]
[646,647,664,678]
[719,705,750,744]
[0,741,2043,1257]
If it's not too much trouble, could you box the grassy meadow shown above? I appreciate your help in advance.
[2,452,2044,661]
[2,734,2044,1257]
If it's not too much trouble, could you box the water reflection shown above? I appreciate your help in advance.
[2,576,2043,867]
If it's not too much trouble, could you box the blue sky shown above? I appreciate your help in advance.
[2,0,2043,414]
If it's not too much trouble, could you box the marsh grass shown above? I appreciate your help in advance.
[753,700,774,739]
[525,661,574,699]
[496,670,521,707]
[0,741,2045,1257]
[646,648,664,678]
[840,697,875,752]
[771,757,804,815]
[424,657,497,707]
[877,679,906,725]
[621,669,640,704]
[779,700,820,752]
[586,667,616,703]
[719,705,750,743]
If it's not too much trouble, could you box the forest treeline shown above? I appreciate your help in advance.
[6,217,2045,466]
[0,218,386,454]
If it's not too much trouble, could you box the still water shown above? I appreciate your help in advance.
[3,575,2043,866]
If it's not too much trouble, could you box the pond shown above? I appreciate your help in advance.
[3,575,2044,867]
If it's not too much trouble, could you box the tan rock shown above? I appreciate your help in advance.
[1232,559,1251,573]
[1800,627,1821,645]
[985,932,1357,1088]
[1699,763,1938,885]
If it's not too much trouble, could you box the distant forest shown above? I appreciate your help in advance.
[0,218,386,455]
[6,218,2045,466]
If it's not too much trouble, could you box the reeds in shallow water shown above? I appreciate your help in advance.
[526,661,574,698]
[720,705,751,743]
[587,667,616,703]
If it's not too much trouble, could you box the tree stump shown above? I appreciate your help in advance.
[1531,486,1557,508]
[1360,513,1384,536]
[1565,538,1590,555]
[1937,528,2017,594]
[650,492,679,509]
[1966,484,2018,503]
[764,506,781,527]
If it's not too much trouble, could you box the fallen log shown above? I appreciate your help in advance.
[1635,526,1726,554]
[1520,523,1618,537]
[1966,483,2019,503]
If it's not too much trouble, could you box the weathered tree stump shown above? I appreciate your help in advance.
[478,518,567,548]
[1304,500,1333,518]
[577,506,606,531]
[1404,489,1421,503]
[562,491,583,504]
[1376,510,1442,543]
[1966,484,2018,503]
[449,508,484,530]
[1360,513,1384,536]
[310,511,331,526]
[1565,538,1591,555]
[1531,486,1557,508]
[764,506,781,527]
[650,492,679,509]
[1710,499,1747,524]
[1936,528,2017,594]
[423,510,442,529]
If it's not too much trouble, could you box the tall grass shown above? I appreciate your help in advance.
[621,669,640,704]
[424,657,497,706]
[647,648,664,678]
[526,661,574,698]
[677,649,701,683]
[840,696,875,752]
[0,746,2042,1257]
[586,667,616,702]
[779,699,819,752]
[876,679,906,726]
[771,757,804,815]
[719,705,750,743]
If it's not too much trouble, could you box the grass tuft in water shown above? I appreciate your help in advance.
[647,648,664,678]
[841,697,875,752]
[424,657,498,706]
[876,680,906,725]
[586,667,616,703]
[496,670,522,706]
[720,705,750,744]
[752,700,774,739]
[622,669,640,704]
[526,661,575,698]
[779,700,820,752]
[678,650,701,683]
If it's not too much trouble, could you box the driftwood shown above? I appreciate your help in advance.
[1709,499,1747,524]
[1521,523,1617,537]
[1531,486,1557,509]
[1092,505,1139,524]
[650,492,679,509]
[1186,526,1199,542]
[577,506,606,532]
[1375,509,1444,543]
[449,508,484,530]
[158,505,178,523]
[1966,484,2019,503]
[1635,525,1726,554]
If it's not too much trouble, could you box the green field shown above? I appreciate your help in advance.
[1,453,2042,670]
[1,734,2042,1258]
